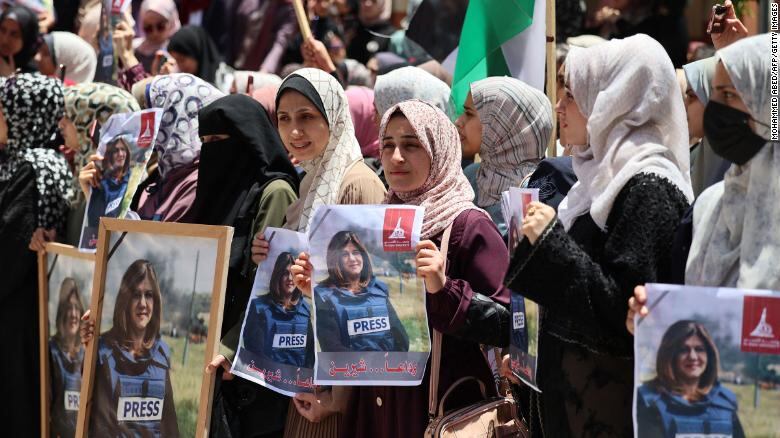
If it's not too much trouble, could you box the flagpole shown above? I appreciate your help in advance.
[545,0,557,158]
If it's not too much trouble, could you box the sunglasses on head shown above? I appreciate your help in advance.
[143,21,167,34]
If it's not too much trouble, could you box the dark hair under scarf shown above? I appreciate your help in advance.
[0,5,40,72]
[0,74,72,230]
[192,94,298,227]
[167,25,221,84]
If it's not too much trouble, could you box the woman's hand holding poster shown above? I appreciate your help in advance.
[503,187,541,391]
[633,284,780,438]
[79,109,162,251]
[309,205,430,386]
[231,228,315,396]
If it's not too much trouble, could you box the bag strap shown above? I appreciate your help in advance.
[428,222,454,419]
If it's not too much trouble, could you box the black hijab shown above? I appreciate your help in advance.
[167,25,221,84]
[0,6,40,72]
[191,93,298,228]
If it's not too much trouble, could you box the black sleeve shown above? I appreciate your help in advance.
[0,164,37,301]
[314,292,348,352]
[452,292,511,348]
[506,174,689,353]
[162,372,179,438]
[387,301,409,352]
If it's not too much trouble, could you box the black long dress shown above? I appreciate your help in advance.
[505,173,690,437]
[0,163,41,435]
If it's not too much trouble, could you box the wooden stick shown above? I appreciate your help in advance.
[545,0,557,158]
[292,0,312,41]
[75,220,111,438]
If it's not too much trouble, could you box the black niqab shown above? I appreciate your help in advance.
[191,93,298,227]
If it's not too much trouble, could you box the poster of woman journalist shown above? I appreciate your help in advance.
[231,228,316,396]
[79,109,161,251]
[633,284,780,438]
[503,187,541,391]
[309,205,430,386]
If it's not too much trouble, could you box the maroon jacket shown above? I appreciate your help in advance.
[341,209,511,437]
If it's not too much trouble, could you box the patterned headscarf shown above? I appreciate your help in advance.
[276,68,363,232]
[471,77,551,207]
[374,66,455,120]
[0,74,73,229]
[148,74,225,178]
[64,82,141,170]
[381,100,481,239]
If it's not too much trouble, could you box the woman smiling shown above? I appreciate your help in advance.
[636,321,743,438]
[91,260,178,437]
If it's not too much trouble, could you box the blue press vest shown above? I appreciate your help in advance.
[316,277,396,351]
[252,296,311,367]
[638,382,738,438]
[49,339,84,435]
[510,294,529,351]
[98,336,171,436]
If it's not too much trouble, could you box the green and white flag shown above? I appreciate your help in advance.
[408,0,546,115]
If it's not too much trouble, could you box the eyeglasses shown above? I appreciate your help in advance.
[143,21,167,34]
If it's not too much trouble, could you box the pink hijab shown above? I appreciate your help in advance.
[133,0,181,57]
[345,86,380,158]
[251,84,280,126]
[381,99,481,239]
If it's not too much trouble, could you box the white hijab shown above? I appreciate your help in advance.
[686,33,778,290]
[557,34,694,231]
[284,68,364,232]
[51,32,97,83]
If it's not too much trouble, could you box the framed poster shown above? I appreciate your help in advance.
[75,219,232,437]
[633,284,780,437]
[38,243,95,438]
[308,205,431,386]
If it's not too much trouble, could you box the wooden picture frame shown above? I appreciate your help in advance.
[39,243,96,438]
[75,218,233,438]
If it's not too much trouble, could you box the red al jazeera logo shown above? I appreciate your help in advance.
[383,208,414,252]
[740,296,780,355]
[137,112,155,149]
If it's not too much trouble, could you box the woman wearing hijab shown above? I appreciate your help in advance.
[289,100,510,436]
[167,25,222,85]
[134,73,225,221]
[191,94,300,438]
[345,85,380,159]
[456,77,552,235]
[373,66,454,121]
[0,73,73,435]
[347,0,396,64]
[683,57,730,197]
[37,32,97,84]
[133,0,181,72]
[0,5,40,75]
[504,35,693,436]
[240,68,385,437]
[79,74,223,223]
[684,34,776,290]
